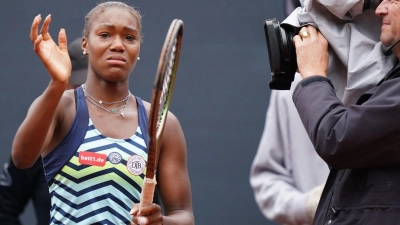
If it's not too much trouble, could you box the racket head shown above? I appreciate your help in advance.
[146,19,183,179]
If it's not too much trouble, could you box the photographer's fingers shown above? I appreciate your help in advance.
[294,25,329,79]
[293,27,309,47]
[299,27,310,40]
[306,25,318,38]
[292,34,302,46]
[297,26,320,41]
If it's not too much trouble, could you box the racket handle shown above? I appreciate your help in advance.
[139,177,157,211]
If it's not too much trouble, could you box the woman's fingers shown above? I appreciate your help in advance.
[137,216,148,225]
[30,14,41,43]
[39,14,52,41]
[148,204,162,215]
[130,204,139,215]
[58,28,68,53]
[33,34,43,52]
[131,203,163,225]
[30,14,52,44]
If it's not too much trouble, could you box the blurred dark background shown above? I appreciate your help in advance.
[0,0,286,224]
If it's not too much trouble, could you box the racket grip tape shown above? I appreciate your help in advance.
[139,177,157,211]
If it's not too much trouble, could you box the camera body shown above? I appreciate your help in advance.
[264,0,383,90]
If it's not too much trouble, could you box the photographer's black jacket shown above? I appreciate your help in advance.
[293,63,400,225]
[0,158,50,225]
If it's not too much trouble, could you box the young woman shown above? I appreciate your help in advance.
[11,2,194,225]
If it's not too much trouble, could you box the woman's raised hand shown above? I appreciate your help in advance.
[30,14,72,85]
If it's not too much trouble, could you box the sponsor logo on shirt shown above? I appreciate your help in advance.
[127,155,146,176]
[108,152,122,164]
[79,151,107,167]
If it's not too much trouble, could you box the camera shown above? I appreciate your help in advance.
[264,0,383,90]
[264,19,299,90]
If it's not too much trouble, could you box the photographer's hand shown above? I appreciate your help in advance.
[293,25,329,79]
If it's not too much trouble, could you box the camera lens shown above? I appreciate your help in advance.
[264,19,298,90]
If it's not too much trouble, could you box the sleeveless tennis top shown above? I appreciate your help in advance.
[42,86,149,225]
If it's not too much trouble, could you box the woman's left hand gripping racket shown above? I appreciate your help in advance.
[139,19,184,211]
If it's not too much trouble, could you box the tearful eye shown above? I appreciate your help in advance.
[99,33,110,38]
[125,35,136,41]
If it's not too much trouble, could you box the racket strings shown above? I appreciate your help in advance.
[156,37,178,131]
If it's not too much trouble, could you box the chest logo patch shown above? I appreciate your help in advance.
[108,152,122,164]
[79,151,107,167]
[127,155,146,176]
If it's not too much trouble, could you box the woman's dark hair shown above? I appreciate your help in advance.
[83,1,143,41]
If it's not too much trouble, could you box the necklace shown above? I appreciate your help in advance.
[83,85,130,105]
[82,85,131,118]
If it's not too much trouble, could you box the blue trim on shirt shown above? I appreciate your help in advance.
[42,86,89,186]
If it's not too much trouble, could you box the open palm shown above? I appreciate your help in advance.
[30,14,72,83]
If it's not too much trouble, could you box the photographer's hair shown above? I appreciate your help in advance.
[82,1,143,41]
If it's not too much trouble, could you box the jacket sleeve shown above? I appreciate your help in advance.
[293,75,400,169]
[250,90,309,225]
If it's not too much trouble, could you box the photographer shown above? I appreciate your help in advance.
[250,2,328,225]
[251,1,392,224]
[292,1,400,224]
[278,0,397,106]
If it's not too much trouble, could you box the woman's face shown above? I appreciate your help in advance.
[83,7,141,82]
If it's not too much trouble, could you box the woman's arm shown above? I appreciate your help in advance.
[131,111,194,225]
[157,112,194,225]
[12,14,71,168]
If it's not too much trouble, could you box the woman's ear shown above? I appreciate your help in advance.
[82,38,88,55]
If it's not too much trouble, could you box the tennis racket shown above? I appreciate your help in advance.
[139,19,184,211]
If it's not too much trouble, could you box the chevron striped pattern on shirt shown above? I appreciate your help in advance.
[49,118,148,225]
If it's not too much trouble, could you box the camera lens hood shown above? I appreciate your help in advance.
[264,19,297,90]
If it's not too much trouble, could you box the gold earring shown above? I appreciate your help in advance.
[83,50,88,55]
